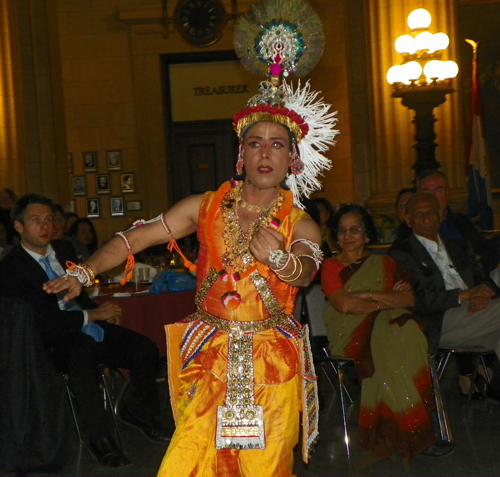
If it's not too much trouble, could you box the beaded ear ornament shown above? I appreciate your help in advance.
[233,0,339,207]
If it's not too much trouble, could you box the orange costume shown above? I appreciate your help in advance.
[158,181,318,477]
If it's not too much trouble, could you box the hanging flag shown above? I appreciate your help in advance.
[465,39,493,230]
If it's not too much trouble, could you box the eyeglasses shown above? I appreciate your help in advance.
[413,210,438,219]
[338,226,364,235]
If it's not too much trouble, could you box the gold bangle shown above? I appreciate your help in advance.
[276,255,303,283]
[81,263,96,287]
[275,253,298,279]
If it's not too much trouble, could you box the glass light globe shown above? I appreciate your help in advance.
[423,60,443,81]
[395,35,417,54]
[429,32,449,53]
[407,8,432,30]
[441,61,459,79]
[403,61,422,81]
[415,32,434,51]
[387,65,404,84]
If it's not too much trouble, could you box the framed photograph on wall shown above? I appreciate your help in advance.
[107,150,122,171]
[72,176,86,196]
[96,174,110,194]
[120,173,135,193]
[86,198,100,218]
[110,197,124,217]
[126,200,141,211]
[83,151,97,172]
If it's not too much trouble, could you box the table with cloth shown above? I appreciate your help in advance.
[94,286,196,357]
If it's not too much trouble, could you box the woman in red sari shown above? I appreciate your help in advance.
[321,205,436,465]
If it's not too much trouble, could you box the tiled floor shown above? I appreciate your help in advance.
[2,356,500,477]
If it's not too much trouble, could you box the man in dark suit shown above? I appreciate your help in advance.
[388,192,500,400]
[416,169,500,273]
[0,195,171,468]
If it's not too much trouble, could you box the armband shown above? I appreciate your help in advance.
[290,238,323,269]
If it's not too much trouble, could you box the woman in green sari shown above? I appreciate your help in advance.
[321,205,436,464]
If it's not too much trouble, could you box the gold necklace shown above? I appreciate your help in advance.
[220,185,284,274]
[234,187,277,214]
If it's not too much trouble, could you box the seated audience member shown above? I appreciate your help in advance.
[388,193,500,402]
[302,198,330,262]
[0,188,18,245]
[64,211,79,232]
[68,218,98,261]
[52,204,88,261]
[416,169,500,273]
[51,204,67,241]
[0,187,16,209]
[0,195,171,468]
[0,219,13,260]
[393,188,415,243]
[321,204,438,465]
[417,170,500,392]
[311,197,339,256]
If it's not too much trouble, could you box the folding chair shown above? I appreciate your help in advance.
[299,283,455,457]
[436,346,494,417]
[300,284,355,459]
[63,364,125,450]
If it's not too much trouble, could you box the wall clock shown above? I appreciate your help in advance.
[173,0,228,47]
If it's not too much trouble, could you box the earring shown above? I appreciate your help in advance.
[236,143,244,175]
[290,141,304,175]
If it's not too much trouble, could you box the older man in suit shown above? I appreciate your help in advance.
[388,192,500,401]
[416,169,500,273]
[0,195,171,468]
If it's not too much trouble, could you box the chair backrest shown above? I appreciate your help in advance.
[490,268,500,287]
[303,284,329,339]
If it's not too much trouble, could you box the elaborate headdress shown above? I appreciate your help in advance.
[233,0,339,206]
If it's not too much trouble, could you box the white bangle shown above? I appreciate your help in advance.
[66,263,95,287]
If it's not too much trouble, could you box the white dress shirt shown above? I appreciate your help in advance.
[415,234,468,292]
[23,243,89,324]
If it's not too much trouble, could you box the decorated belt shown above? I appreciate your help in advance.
[187,267,316,453]
[186,307,300,335]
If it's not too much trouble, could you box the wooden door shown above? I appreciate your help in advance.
[168,120,238,204]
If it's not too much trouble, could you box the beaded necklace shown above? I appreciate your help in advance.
[205,180,292,309]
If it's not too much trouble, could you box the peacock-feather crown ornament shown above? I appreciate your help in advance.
[233,0,339,206]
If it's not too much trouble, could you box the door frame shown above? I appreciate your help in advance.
[161,50,241,203]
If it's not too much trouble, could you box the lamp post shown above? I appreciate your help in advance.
[387,8,459,176]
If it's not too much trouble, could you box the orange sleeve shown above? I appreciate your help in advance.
[321,258,345,298]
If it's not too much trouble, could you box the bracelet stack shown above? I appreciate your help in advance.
[274,253,303,283]
[66,262,96,287]
[268,249,290,271]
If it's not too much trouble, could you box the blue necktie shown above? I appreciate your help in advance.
[39,255,104,342]
[39,256,59,280]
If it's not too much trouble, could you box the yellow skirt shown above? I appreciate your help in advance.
[157,323,301,477]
